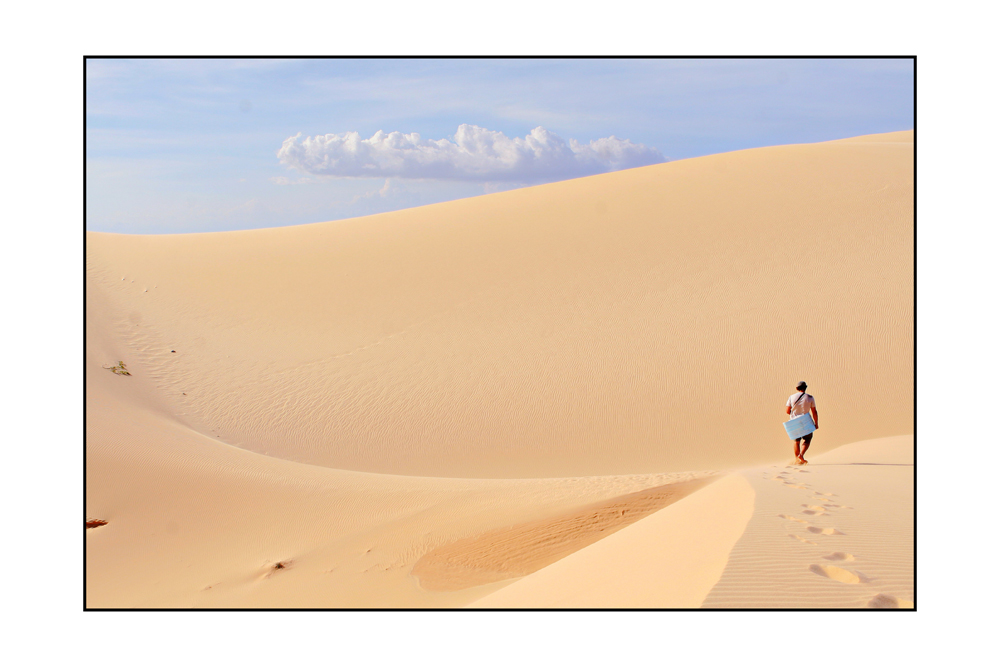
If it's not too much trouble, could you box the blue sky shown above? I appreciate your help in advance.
[86,58,913,234]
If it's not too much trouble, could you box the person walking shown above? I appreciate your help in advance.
[786,381,818,464]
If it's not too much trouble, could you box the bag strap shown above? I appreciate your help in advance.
[793,391,807,409]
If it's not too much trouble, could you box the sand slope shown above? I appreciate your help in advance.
[87,130,912,479]
[702,435,913,608]
[86,350,713,607]
[468,473,755,608]
[86,131,913,607]
[472,436,912,608]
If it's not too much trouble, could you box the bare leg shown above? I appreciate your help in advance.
[793,439,804,464]
[799,439,810,464]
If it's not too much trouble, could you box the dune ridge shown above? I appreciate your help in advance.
[412,475,717,591]
[468,436,912,609]
[86,130,913,607]
[87,130,912,479]
[701,436,913,608]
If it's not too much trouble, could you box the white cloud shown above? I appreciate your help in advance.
[270,175,315,186]
[347,179,396,204]
[276,124,666,183]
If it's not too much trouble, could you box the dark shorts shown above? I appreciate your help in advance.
[797,432,814,445]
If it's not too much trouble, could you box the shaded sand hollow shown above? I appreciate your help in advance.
[86,131,913,608]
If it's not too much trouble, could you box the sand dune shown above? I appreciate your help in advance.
[412,476,717,592]
[472,436,912,608]
[700,435,914,609]
[86,131,913,608]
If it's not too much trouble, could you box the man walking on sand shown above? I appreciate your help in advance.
[786,381,819,464]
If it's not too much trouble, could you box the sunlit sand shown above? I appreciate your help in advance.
[86,130,913,608]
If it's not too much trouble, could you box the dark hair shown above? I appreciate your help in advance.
[796,381,807,391]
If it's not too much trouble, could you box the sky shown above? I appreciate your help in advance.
[86,58,914,234]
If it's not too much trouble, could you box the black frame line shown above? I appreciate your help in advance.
[83,54,916,612]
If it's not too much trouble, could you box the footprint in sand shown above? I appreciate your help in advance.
[822,552,855,561]
[801,504,829,515]
[822,503,853,510]
[806,526,846,535]
[777,514,810,524]
[784,484,810,490]
[868,593,913,609]
[809,564,869,584]
[813,492,836,497]
[789,534,818,545]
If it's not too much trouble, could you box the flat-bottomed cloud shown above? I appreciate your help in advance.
[276,124,666,183]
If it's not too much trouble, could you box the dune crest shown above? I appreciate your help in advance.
[86,131,913,607]
[412,475,717,591]
[87,130,912,479]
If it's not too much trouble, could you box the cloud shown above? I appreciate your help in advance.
[276,124,666,183]
[270,175,315,186]
[347,179,396,204]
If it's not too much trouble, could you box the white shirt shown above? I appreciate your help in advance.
[786,392,816,418]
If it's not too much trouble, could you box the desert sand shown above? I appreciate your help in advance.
[86,130,913,608]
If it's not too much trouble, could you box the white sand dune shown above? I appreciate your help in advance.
[86,131,913,608]
[471,436,912,608]
[468,474,755,608]
[701,435,913,608]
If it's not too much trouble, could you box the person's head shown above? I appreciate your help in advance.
[796,381,807,392]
